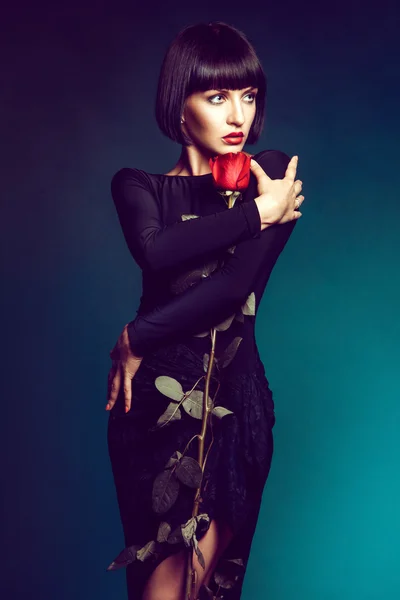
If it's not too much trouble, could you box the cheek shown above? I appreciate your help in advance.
[198,110,222,136]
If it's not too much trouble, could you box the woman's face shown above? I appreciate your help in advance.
[181,87,258,155]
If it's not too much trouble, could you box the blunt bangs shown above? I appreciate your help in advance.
[155,22,267,146]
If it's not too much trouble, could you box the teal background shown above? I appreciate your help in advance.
[2,1,399,599]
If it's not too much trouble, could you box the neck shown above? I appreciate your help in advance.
[172,146,213,177]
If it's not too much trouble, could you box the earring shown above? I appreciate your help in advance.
[181,118,185,123]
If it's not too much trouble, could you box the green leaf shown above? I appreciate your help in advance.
[156,521,172,543]
[181,516,197,547]
[170,267,207,295]
[152,468,180,514]
[181,214,200,220]
[217,337,243,369]
[182,389,204,419]
[155,376,184,402]
[201,258,219,278]
[193,330,210,338]
[196,513,211,537]
[213,556,245,589]
[212,406,234,420]
[106,544,141,570]
[230,191,242,207]
[227,558,244,567]
[180,514,210,570]
[181,519,205,569]
[164,450,182,469]
[156,402,181,428]
[136,540,160,562]
[203,353,219,375]
[215,313,236,331]
[176,456,203,488]
[193,534,205,570]
[242,292,256,316]
[167,524,184,544]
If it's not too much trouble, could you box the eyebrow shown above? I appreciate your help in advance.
[212,86,257,92]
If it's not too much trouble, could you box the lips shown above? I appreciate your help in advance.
[223,133,244,139]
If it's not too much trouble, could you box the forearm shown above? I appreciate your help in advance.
[127,219,296,357]
[112,168,261,273]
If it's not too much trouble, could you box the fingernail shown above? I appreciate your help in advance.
[125,406,129,413]
[105,404,110,410]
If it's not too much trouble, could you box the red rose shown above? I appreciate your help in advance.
[208,152,251,192]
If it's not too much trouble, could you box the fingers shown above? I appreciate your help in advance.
[123,372,133,413]
[251,156,298,182]
[106,366,121,411]
[105,355,142,412]
[295,195,305,213]
[284,155,298,182]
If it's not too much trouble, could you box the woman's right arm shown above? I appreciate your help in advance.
[111,168,262,273]
[122,150,301,357]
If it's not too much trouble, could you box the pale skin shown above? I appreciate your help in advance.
[106,87,305,600]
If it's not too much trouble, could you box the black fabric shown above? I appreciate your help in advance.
[107,149,297,599]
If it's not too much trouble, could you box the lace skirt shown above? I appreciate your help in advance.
[107,341,276,599]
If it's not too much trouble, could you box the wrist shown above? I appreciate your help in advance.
[126,320,146,358]
[254,196,274,231]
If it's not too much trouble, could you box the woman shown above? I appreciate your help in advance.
[105,21,304,600]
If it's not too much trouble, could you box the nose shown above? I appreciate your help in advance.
[227,98,245,126]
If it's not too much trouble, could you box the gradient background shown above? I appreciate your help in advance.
[2,1,399,599]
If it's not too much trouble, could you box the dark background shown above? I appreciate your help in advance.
[1,1,399,598]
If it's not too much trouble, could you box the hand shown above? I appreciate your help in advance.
[251,155,304,226]
[105,324,144,413]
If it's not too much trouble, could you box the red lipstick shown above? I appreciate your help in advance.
[222,132,244,138]
[222,132,244,145]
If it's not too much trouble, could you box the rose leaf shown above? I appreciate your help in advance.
[217,337,243,369]
[156,521,172,543]
[182,389,204,419]
[211,406,234,420]
[155,376,184,402]
[155,402,182,428]
[152,469,180,514]
[175,456,203,488]
[106,544,141,570]
[242,292,256,316]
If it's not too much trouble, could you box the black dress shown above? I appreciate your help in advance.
[107,149,297,599]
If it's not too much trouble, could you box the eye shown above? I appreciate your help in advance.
[208,94,225,104]
[244,92,256,103]
[208,92,257,105]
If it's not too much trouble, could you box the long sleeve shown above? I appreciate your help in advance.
[126,150,297,357]
[127,219,296,356]
[111,168,261,273]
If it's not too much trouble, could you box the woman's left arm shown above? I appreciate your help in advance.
[106,216,296,411]
[127,217,297,357]
[106,150,299,410]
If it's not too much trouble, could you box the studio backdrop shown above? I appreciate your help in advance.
[1,1,399,599]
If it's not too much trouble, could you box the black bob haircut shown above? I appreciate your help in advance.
[155,22,267,146]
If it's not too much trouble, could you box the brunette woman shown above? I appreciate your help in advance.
[106,21,304,600]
